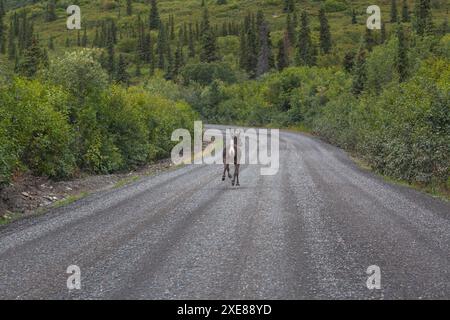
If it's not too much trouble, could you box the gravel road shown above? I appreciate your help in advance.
[0,128,449,300]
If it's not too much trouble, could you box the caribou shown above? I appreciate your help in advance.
[222,129,242,187]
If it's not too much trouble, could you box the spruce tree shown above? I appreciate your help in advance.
[380,22,387,44]
[391,0,398,23]
[116,54,129,85]
[256,21,270,77]
[276,33,289,71]
[364,27,376,51]
[414,0,433,36]
[173,41,184,78]
[106,40,115,77]
[245,14,258,76]
[20,36,42,78]
[165,43,174,80]
[0,0,5,18]
[318,8,332,54]
[8,22,17,61]
[352,44,367,95]
[440,18,448,35]
[342,51,355,73]
[283,0,295,13]
[0,13,5,54]
[402,0,410,22]
[286,13,295,46]
[199,7,218,62]
[188,23,195,58]
[239,28,247,70]
[149,0,160,30]
[143,33,152,63]
[156,24,166,69]
[77,30,81,46]
[169,15,175,40]
[149,35,155,73]
[82,28,88,47]
[126,0,132,16]
[46,0,57,22]
[396,23,408,82]
[297,11,316,66]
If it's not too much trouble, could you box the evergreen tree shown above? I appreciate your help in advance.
[319,8,332,54]
[165,43,174,80]
[20,36,43,77]
[156,24,166,69]
[245,14,258,76]
[396,24,408,82]
[169,14,175,40]
[380,22,387,44]
[297,11,316,66]
[286,13,295,46]
[364,27,376,51]
[116,54,130,85]
[0,0,5,18]
[148,35,155,73]
[276,33,289,71]
[188,23,195,58]
[126,0,132,16]
[149,0,160,30]
[256,21,271,77]
[8,21,17,61]
[402,0,410,22]
[46,0,57,22]
[239,28,247,70]
[342,51,355,73]
[199,7,218,62]
[283,0,295,13]
[0,13,5,54]
[41,48,49,68]
[106,40,115,77]
[440,18,448,35]
[82,28,88,47]
[143,33,152,63]
[352,44,367,95]
[77,30,81,46]
[173,41,184,78]
[391,0,398,23]
[414,0,433,36]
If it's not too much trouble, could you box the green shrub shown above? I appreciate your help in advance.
[0,78,76,180]
[181,62,237,86]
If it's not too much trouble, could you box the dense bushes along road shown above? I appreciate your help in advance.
[0,50,196,185]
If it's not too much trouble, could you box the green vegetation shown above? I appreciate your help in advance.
[0,0,449,194]
[52,192,88,208]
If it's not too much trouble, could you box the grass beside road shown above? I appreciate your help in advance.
[350,156,450,202]
[52,192,89,209]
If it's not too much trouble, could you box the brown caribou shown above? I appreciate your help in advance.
[222,130,241,187]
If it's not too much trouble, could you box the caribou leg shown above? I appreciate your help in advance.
[232,164,240,187]
[222,164,229,181]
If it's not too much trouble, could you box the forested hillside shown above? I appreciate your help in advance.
[0,0,449,195]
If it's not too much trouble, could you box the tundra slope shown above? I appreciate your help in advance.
[0,128,449,299]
